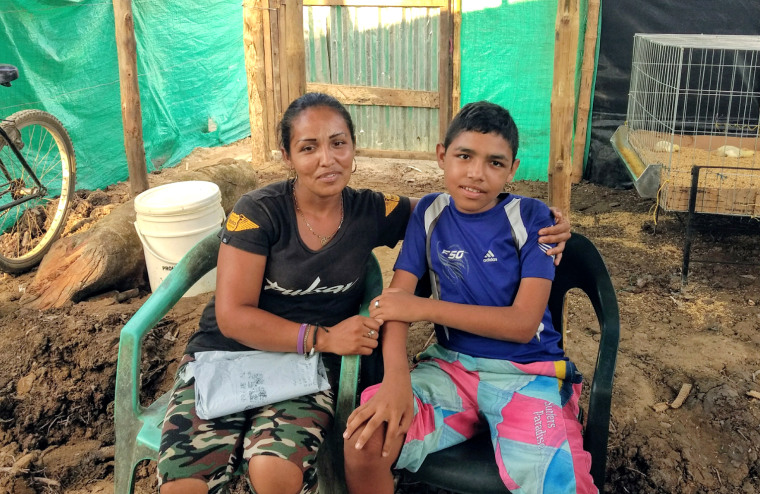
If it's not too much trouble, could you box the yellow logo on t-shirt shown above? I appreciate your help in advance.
[226,212,259,231]
[384,193,400,217]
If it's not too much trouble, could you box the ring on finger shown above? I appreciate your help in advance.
[374,300,380,309]
[368,330,377,338]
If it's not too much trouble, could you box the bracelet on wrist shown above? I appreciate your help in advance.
[308,322,320,358]
[297,323,307,355]
[303,324,312,357]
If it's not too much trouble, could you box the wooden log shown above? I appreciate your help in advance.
[547,0,579,215]
[22,161,258,310]
[111,0,149,197]
[570,0,600,183]
[243,0,270,164]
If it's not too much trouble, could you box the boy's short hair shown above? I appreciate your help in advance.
[443,101,519,159]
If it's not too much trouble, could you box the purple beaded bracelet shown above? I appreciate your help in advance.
[297,323,307,354]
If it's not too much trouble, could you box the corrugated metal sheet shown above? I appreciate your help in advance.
[304,6,440,152]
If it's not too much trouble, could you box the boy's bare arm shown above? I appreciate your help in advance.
[371,275,551,344]
[343,270,419,455]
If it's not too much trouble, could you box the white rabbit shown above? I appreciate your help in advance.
[654,140,679,152]
[714,145,754,158]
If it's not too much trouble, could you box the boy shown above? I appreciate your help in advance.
[343,101,596,494]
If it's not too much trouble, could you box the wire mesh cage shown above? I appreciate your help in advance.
[616,34,760,216]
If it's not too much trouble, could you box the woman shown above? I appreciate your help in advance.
[156,93,571,494]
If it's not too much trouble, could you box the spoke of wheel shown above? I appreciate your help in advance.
[32,129,60,181]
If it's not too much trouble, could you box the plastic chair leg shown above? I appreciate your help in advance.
[114,441,138,494]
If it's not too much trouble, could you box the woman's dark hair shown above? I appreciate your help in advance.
[443,101,519,159]
[278,92,356,154]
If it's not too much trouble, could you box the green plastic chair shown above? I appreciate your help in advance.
[114,230,383,494]
[389,233,620,493]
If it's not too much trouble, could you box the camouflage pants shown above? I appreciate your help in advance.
[157,354,336,494]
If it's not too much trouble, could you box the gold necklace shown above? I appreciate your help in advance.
[293,187,344,246]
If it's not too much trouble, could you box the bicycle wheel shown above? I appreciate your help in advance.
[0,110,76,273]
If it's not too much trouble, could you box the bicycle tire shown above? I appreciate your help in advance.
[0,110,76,273]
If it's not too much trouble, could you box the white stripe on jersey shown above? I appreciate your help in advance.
[424,194,451,236]
[503,198,527,251]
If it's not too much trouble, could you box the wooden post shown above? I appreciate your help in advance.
[547,0,580,215]
[262,1,277,152]
[450,0,462,116]
[112,0,149,196]
[270,1,283,137]
[284,0,305,105]
[570,0,600,183]
[243,0,270,164]
[438,1,453,142]
[277,1,290,118]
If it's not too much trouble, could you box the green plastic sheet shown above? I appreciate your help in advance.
[1,1,592,189]
[0,0,251,191]
[461,0,587,181]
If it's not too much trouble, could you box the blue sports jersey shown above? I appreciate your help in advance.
[394,192,565,362]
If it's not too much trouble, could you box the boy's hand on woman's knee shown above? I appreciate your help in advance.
[344,382,413,457]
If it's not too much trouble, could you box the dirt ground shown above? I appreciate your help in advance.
[0,138,759,494]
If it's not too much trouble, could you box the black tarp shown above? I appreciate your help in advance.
[586,0,760,187]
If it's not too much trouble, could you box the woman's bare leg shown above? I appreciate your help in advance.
[160,478,208,494]
[344,423,404,494]
[249,455,304,494]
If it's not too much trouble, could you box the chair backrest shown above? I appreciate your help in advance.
[115,231,221,494]
[398,233,620,493]
[547,233,620,489]
[115,228,384,494]
[116,231,220,422]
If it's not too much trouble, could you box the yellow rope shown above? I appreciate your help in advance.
[650,178,670,225]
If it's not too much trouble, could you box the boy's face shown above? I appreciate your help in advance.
[436,130,520,214]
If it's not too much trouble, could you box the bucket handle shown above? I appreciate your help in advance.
[134,222,179,265]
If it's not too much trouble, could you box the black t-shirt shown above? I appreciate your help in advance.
[185,180,411,354]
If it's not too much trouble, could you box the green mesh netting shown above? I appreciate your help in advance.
[2,1,593,189]
[460,0,588,181]
[0,0,251,192]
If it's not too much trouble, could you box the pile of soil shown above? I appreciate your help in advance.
[0,139,758,493]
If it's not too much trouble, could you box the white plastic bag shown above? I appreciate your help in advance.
[189,350,330,420]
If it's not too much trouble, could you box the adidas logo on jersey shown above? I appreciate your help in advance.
[483,250,498,262]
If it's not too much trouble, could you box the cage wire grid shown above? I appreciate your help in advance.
[625,34,760,217]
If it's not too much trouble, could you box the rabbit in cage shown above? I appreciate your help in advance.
[654,140,680,152]
[714,145,754,158]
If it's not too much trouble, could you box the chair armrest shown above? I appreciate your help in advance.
[336,254,384,430]
[319,254,384,494]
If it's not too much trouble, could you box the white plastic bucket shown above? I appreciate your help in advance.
[134,181,224,297]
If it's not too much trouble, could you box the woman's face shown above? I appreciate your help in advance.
[284,106,355,199]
